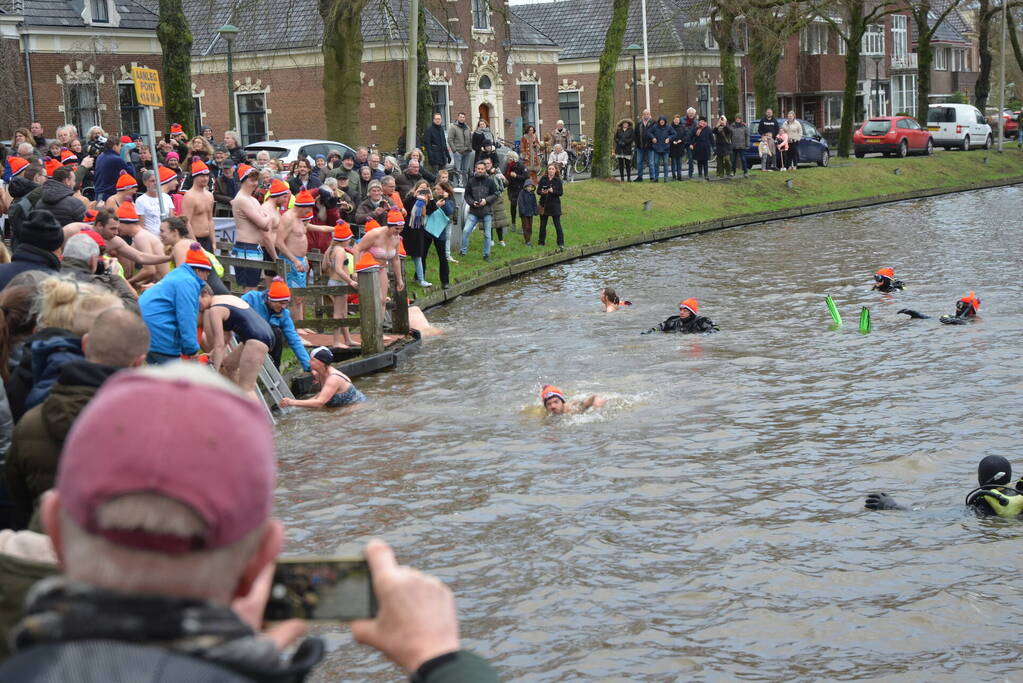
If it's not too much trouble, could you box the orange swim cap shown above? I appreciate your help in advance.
[875,267,895,280]
[540,385,566,404]
[679,297,699,314]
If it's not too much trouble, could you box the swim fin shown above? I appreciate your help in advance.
[897,309,930,319]
[825,296,842,325]
[859,306,871,334]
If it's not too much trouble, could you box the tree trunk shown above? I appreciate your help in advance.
[914,24,933,121]
[838,37,866,156]
[715,10,740,119]
[591,0,629,179]
[320,0,369,143]
[1008,7,1023,74]
[748,27,781,115]
[975,0,992,110]
[157,0,193,136]
[416,3,433,145]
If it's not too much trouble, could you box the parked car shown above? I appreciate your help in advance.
[243,139,357,166]
[926,104,992,150]
[743,119,830,168]
[987,109,1020,137]
[853,116,934,157]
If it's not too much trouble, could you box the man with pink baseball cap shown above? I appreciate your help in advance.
[0,364,497,682]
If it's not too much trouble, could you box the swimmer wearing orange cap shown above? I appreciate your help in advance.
[540,384,606,415]
[898,291,980,325]
[642,297,718,334]
[872,267,905,293]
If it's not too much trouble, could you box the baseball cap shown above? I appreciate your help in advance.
[57,365,275,553]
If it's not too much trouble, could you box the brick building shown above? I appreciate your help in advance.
[185,0,560,151]
[0,0,165,141]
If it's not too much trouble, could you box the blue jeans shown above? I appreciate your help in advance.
[686,147,695,177]
[669,156,683,179]
[650,152,668,180]
[730,149,749,174]
[635,148,649,179]
[460,213,493,257]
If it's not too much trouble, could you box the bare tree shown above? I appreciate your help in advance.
[906,0,965,121]
[591,0,630,179]
[158,0,194,135]
[320,0,371,142]
[746,1,808,114]
[711,1,742,119]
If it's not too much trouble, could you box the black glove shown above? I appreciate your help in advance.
[865,492,902,511]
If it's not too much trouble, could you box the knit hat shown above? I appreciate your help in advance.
[236,163,258,181]
[57,366,275,553]
[166,151,180,162]
[540,384,566,405]
[191,159,210,177]
[185,242,212,270]
[679,297,699,315]
[44,158,61,177]
[310,346,334,365]
[169,123,184,134]
[116,170,138,191]
[60,149,78,165]
[116,201,140,224]
[8,157,28,176]
[294,189,316,207]
[333,221,353,241]
[386,209,405,226]
[364,218,381,232]
[18,210,64,252]
[267,277,291,301]
[268,178,290,197]
[157,165,177,186]
[354,251,380,272]
[83,209,98,224]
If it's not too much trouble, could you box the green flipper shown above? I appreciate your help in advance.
[825,296,842,325]
[859,306,871,334]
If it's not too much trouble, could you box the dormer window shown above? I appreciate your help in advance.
[91,0,110,23]
[472,0,490,31]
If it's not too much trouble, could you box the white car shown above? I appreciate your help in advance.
[243,139,357,166]
[926,104,992,150]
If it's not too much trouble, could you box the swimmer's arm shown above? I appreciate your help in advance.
[128,263,157,286]
[111,240,173,266]
[580,395,606,411]
[864,492,910,511]
[205,309,228,372]
[282,376,339,408]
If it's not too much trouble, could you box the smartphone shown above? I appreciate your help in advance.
[263,556,377,622]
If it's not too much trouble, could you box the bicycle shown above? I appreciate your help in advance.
[572,145,593,176]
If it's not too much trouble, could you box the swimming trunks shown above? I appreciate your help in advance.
[285,257,307,289]
[232,241,264,288]
[215,302,275,348]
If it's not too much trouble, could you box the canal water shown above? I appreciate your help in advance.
[275,186,1023,681]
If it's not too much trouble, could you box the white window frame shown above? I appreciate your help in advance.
[892,73,917,116]
[745,93,756,124]
[91,0,109,23]
[800,23,829,55]
[824,95,843,128]
[558,90,581,140]
[837,28,847,55]
[934,47,947,71]
[697,83,710,119]
[891,15,908,61]
[65,80,101,134]
[951,48,967,72]
[862,24,884,56]
[430,83,450,128]
[234,90,269,146]
[518,82,539,137]
[705,27,718,50]
[472,0,491,31]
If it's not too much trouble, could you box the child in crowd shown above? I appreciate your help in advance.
[776,129,789,171]
[518,178,538,246]
[758,132,776,171]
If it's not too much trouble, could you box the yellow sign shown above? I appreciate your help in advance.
[132,67,163,108]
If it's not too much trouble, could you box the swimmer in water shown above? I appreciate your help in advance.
[898,291,980,325]
[641,297,718,334]
[540,384,606,415]
[279,346,367,408]
[865,455,1023,518]
[872,267,904,292]
[600,287,632,312]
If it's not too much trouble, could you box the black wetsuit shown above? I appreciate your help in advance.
[215,303,275,347]
[872,278,904,293]
[643,314,718,334]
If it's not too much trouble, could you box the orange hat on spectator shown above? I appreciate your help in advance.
[116,170,137,191]
[157,165,177,186]
[333,221,353,241]
[60,149,78,165]
[267,277,291,301]
[119,135,133,144]
[185,242,212,270]
[170,123,184,134]
[386,210,405,226]
[540,385,566,404]
[191,159,210,177]
[268,178,290,197]
[364,218,381,232]
[355,251,380,272]
[116,201,139,224]
[83,209,98,225]
[236,163,258,181]
[295,189,315,207]
[44,158,61,177]
[679,297,699,315]
[8,157,29,176]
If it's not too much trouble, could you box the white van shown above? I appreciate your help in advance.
[926,104,993,150]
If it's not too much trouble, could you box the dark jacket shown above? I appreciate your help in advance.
[424,123,450,167]
[61,257,139,312]
[471,129,498,166]
[397,169,436,197]
[669,121,688,158]
[729,122,751,151]
[757,117,781,138]
[447,121,472,154]
[288,174,322,195]
[93,149,132,201]
[227,145,247,166]
[517,186,538,218]
[7,176,37,203]
[5,177,39,244]
[354,197,390,228]
[0,245,61,292]
[614,123,635,156]
[645,314,718,334]
[464,173,499,217]
[647,120,675,154]
[213,174,238,216]
[677,116,698,144]
[24,335,85,415]
[536,174,563,217]
[34,180,85,226]
[690,126,713,162]
[635,117,656,150]
[712,125,733,155]
[505,161,527,200]
[5,360,120,523]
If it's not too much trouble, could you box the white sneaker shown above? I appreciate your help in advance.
[419,280,432,287]
[447,256,459,263]
[499,241,506,247]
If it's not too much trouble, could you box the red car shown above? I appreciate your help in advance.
[853,116,934,157]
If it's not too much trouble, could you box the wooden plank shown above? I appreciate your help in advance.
[391,283,410,334]
[292,318,361,331]
[290,285,358,297]
[357,269,384,355]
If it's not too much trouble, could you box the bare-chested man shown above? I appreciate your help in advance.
[115,201,169,287]
[181,159,215,250]
[104,171,137,211]
[276,189,325,321]
[91,209,172,281]
[230,164,272,292]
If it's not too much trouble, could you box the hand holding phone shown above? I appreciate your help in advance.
[264,556,377,622]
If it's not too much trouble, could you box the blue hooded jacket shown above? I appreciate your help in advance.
[240,290,311,371]
[24,336,84,412]
[139,265,205,356]
[647,117,676,154]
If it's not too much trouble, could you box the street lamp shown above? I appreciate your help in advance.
[871,55,883,117]
[218,23,239,131]
[625,43,641,121]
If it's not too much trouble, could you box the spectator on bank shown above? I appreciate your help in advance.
[634,109,655,182]
[471,119,498,168]
[59,234,138,311]
[223,130,247,166]
[6,164,44,241]
[54,125,77,149]
[614,119,635,182]
[550,144,569,180]
[668,114,687,181]
[505,151,526,225]
[758,132,777,171]
[399,159,435,196]
[92,138,132,203]
[424,182,454,289]
[424,113,450,174]
[518,177,538,246]
[550,120,572,154]
[329,152,357,184]
[757,108,780,169]
[520,124,542,184]
[311,154,329,181]
[311,176,354,253]
[459,160,499,261]
[782,110,802,170]
[380,176,405,218]
[288,159,321,194]
[690,117,712,180]
[536,162,564,249]
[213,160,237,217]
[776,128,790,171]
[0,210,63,291]
[647,115,674,183]
[138,243,211,363]
[729,114,751,178]
[352,165,374,206]
[355,180,391,234]
[447,112,473,180]
[403,181,432,287]
[713,115,733,178]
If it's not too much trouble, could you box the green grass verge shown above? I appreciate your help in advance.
[404,150,1022,303]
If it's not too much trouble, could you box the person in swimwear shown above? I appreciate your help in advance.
[199,288,275,394]
[280,346,367,408]
[642,297,718,334]
[601,287,631,312]
[865,455,1023,518]
[898,291,980,325]
[352,209,405,318]
[540,384,605,415]
[323,221,358,348]
[871,267,904,292]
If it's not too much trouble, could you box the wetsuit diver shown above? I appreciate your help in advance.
[872,267,905,293]
[865,455,1023,518]
[898,291,980,325]
[540,384,606,415]
[642,297,718,334]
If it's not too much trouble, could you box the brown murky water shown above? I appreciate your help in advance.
[275,186,1023,681]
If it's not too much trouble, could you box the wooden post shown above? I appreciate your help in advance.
[357,269,384,356]
[391,280,410,335]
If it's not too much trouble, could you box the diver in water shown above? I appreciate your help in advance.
[540,384,606,415]
[898,291,980,325]
[642,297,718,334]
[865,455,1023,518]
[600,287,632,312]
[871,267,904,292]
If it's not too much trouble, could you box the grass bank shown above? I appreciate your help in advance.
[408,150,1022,309]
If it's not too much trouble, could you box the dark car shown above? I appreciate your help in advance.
[743,119,830,168]
[853,116,934,157]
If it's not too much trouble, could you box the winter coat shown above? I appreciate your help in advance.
[23,335,85,415]
[0,245,61,292]
[138,265,206,356]
[782,119,803,143]
[614,124,635,157]
[520,133,542,171]
[5,328,69,425]
[505,161,527,201]
[34,180,84,227]
[424,123,450,167]
[60,257,139,313]
[5,360,120,523]
[288,174,321,195]
[464,173,499,217]
[213,174,238,216]
[690,127,713,162]
[536,173,563,217]
[712,125,733,156]
[668,122,688,158]
[471,129,498,166]
[635,117,657,150]
[677,116,699,144]
[447,121,472,154]
[729,122,751,151]
[549,127,572,151]
[517,187,538,218]
[5,177,39,244]
[92,149,132,201]
[647,121,675,154]
[227,145,247,166]
[757,117,781,138]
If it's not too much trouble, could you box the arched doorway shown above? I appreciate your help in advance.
[478,103,492,126]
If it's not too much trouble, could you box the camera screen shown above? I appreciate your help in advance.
[264,557,376,622]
